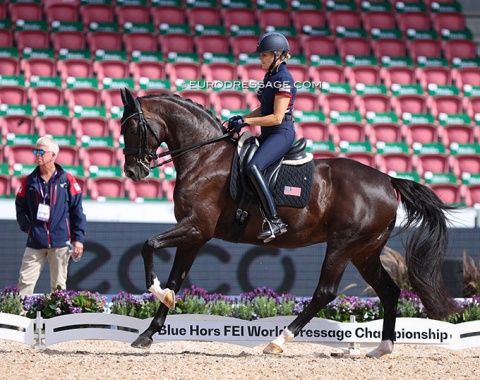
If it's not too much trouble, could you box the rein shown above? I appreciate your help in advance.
[121,99,233,172]
[147,133,232,169]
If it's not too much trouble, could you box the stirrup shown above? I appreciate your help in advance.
[257,218,288,243]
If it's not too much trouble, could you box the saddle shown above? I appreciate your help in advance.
[227,132,314,242]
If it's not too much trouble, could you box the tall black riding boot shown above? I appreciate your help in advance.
[249,164,287,243]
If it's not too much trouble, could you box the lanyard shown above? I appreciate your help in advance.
[37,170,57,204]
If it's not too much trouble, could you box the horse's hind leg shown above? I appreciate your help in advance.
[352,248,400,358]
[264,245,350,354]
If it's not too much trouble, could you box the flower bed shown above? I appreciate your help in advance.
[1,286,479,323]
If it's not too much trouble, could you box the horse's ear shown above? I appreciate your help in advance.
[125,88,136,107]
[121,88,128,107]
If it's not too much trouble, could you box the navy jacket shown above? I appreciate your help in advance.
[15,164,86,249]
[258,62,296,117]
[257,61,296,136]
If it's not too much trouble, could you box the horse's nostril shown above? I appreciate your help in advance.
[125,168,135,178]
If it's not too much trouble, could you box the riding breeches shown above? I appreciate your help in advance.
[246,126,295,175]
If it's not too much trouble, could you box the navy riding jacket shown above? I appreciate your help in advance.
[257,61,297,135]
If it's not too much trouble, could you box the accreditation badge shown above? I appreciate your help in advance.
[37,203,50,222]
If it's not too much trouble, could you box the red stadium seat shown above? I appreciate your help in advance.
[336,37,371,61]
[302,36,336,58]
[328,10,361,30]
[15,29,50,50]
[396,12,431,36]
[51,30,86,53]
[291,9,326,32]
[373,39,408,61]
[89,177,126,200]
[126,177,164,201]
[405,123,442,146]
[414,143,452,176]
[416,65,452,90]
[355,92,391,117]
[211,89,247,116]
[230,35,259,56]
[187,7,221,29]
[222,8,256,31]
[362,11,396,34]
[380,64,416,88]
[158,34,194,59]
[195,35,230,56]
[80,3,114,25]
[432,12,465,35]
[21,55,56,80]
[323,92,356,114]
[123,32,158,58]
[408,39,443,62]
[443,39,477,63]
[9,1,43,23]
[115,3,150,26]
[130,54,166,84]
[151,6,185,28]
[0,54,20,76]
[257,9,291,31]
[57,54,94,85]
[45,2,79,23]
[453,66,480,89]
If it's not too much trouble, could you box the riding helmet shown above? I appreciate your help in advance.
[253,32,290,54]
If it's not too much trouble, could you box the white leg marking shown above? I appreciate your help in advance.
[271,328,295,350]
[148,278,176,310]
[366,340,394,358]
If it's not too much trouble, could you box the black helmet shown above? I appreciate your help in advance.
[254,32,290,54]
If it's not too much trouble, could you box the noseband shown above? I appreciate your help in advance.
[121,97,232,173]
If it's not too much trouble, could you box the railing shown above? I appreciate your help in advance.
[1,312,479,352]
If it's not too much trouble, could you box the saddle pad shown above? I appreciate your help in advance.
[230,152,314,208]
[272,160,314,208]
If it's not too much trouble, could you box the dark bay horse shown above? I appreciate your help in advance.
[119,88,459,358]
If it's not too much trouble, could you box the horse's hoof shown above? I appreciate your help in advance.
[163,289,176,310]
[131,335,153,349]
[366,340,393,358]
[263,343,283,355]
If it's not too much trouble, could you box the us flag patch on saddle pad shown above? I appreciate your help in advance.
[283,186,301,197]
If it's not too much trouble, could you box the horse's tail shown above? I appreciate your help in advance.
[390,177,461,319]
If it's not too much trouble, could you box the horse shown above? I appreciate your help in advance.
[119,88,460,358]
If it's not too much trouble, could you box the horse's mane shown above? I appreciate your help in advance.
[141,93,224,132]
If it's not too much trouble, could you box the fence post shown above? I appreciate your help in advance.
[346,315,361,355]
[34,311,46,351]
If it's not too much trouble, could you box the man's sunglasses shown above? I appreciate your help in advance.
[33,149,52,156]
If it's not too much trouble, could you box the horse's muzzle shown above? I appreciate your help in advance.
[124,165,148,182]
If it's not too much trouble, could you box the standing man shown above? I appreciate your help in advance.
[15,136,86,297]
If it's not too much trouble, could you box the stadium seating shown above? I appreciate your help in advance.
[0,0,478,203]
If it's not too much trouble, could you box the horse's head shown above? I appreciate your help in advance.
[120,88,163,182]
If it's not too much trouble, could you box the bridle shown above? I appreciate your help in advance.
[121,97,232,173]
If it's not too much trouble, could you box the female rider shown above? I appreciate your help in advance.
[227,32,297,243]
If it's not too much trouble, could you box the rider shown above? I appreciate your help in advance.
[227,32,297,243]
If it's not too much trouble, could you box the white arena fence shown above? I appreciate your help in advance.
[1,312,479,352]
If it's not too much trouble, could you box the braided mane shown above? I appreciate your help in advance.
[140,93,224,132]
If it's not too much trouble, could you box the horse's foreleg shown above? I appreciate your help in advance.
[264,251,349,355]
[140,222,206,307]
[132,303,170,349]
[133,237,206,349]
[353,250,400,359]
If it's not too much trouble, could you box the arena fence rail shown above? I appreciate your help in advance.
[1,313,479,352]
